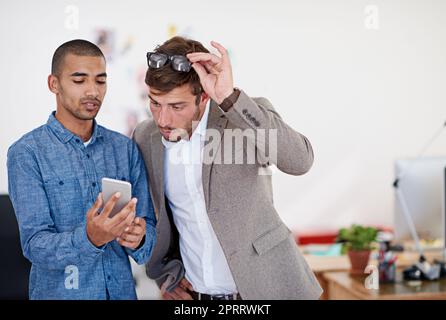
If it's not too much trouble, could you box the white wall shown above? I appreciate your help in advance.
[2,0,446,233]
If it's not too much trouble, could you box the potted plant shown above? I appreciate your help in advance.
[337,224,378,275]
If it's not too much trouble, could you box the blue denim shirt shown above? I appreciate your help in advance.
[7,112,156,300]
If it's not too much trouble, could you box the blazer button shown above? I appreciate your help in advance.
[242,109,248,115]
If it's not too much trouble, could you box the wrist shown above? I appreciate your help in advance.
[218,88,241,112]
[216,88,235,105]
[86,227,105,248]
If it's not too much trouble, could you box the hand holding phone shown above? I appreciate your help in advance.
[101,178,132,218]
[85,178,137,247]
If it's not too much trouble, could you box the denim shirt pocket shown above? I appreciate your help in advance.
[114,175,130,183]
[44,177,85,231]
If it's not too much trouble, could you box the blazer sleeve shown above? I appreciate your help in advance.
[222,89,314,175]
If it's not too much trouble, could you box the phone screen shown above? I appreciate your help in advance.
[101,178,132,218]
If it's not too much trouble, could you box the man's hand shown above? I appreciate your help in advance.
[117,216,146,249]
[161,277,194,300]
[86,192,137,247]
[187,41,234,105]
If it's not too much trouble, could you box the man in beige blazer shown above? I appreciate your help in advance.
[130,36,322,300]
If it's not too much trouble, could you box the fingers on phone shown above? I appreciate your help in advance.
[101,192,121,219]
[109,198,135,223]
[110,206,135,236]
[88,193,103,219]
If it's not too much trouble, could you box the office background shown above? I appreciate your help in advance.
[1,0,446,299]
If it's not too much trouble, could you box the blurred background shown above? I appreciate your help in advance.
[2,0,446,299]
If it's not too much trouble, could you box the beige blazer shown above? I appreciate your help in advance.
[133,90,322,299]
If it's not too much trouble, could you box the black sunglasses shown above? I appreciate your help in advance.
[146,52,192,73]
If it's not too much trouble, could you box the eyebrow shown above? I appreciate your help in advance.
[70,72,107,77]
[148,94,159,104]
[148,95,187,106]
[168,102,186,107]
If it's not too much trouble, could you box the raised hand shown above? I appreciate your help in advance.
[187,41,234,105]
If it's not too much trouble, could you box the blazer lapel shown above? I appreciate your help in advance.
[150,129,165,215]
[202,101,227,211]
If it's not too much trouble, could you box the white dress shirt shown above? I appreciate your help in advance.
[162,104,237,295]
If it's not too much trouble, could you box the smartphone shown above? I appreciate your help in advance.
[101,177,132,218]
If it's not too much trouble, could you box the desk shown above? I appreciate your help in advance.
[303,250,444,300]
[324,271,446,299]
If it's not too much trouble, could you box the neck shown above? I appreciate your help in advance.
[55,108,94,142]
[189,104,207,138]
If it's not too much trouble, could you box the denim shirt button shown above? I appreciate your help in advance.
[92,182,96,187]
[59,181,64,186]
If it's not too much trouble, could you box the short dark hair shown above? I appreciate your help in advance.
[145,36,209,100]
[51,39,105,76]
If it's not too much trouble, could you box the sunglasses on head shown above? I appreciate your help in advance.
[146,52,192,73]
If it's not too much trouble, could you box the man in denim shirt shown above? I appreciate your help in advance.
[7,39,156,299]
